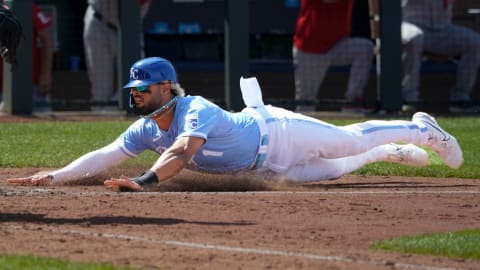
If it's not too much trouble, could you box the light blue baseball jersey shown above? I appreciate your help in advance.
[115,96,261,173]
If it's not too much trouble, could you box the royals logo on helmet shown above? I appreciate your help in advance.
[130,68,149,80]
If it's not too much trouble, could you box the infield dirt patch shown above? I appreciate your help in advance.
[0,168,479,270]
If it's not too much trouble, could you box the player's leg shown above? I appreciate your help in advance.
[263,106,427,172]
[449,26,480,103]
[423,25,480,103]
[281,143,428,182]
[401,22,424,104]
[329,37,374,101]
[293,47,330,112]
[264,107,461,170]
[411,112,462,168]
[279,111,429,159]
[327,114,460,168]
[83,7,117,107]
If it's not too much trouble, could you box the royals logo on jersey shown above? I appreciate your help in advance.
[186,113,198,130]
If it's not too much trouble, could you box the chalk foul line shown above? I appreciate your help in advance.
[8,224,465,270]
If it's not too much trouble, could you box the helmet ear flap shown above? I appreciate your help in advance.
[129,93,135,110]
[129,93,141,115]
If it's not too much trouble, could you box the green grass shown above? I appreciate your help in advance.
[373,229,480,260]
[0,121,158,168]
[1,116,479,178]
[0,254,140,270]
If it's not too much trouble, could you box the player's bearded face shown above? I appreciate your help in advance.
[131,86,164,115]
[135,99,158,115]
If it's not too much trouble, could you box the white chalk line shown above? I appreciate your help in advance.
[9,189,480,197]
[7,224,465,270]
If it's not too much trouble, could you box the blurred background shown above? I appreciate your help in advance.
[2,0,480,114]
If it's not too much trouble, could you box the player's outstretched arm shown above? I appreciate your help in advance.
[104,136,205,192]
[8,142,129,186]
[7,174,53,186]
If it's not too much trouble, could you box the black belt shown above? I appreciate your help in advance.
[93,10,117,31]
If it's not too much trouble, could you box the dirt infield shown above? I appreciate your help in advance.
[0,168,479,270]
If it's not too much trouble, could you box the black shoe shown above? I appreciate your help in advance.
[448,100,480,113]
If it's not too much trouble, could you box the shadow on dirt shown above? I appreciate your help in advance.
[303,181,477,190]
[0,213,256,226]
[68,170,277,192]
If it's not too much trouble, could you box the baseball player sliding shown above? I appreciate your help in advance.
[8,57,463,191]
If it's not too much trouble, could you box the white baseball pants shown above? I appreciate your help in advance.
[258,106,429,182]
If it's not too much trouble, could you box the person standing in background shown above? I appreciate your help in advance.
[0,2,22,65]
[83,0,151,112]
[402,0,480,113]
[0,1,53,112]
[368,0,425,112]
[32,2,54,112]
[400,18,424,112]
[293,0,375,113]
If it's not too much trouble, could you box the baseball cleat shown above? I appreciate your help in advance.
[412,112,463,168]
[381,143,429,167]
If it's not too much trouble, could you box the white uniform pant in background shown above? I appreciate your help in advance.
[293,37,374,112]
[83,5,118,105]
[402,22,480,102]
[401,22,424,102]
[259,106,429,182]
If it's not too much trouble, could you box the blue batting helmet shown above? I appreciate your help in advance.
[123,57,178,88]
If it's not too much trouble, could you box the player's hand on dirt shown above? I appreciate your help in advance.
[104,178,144,192]
[7,174,54,186]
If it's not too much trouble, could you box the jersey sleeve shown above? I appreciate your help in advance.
[114,119,152,157]
[176,102,218,140]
